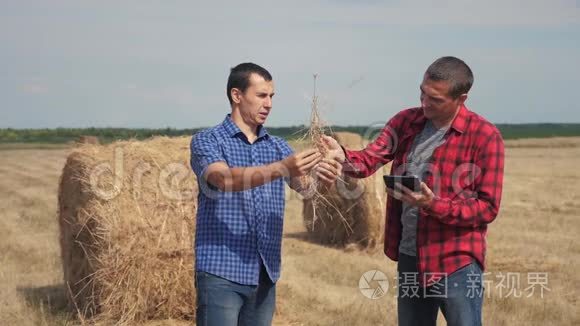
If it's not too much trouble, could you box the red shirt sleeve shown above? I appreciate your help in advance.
[342,113,406,178]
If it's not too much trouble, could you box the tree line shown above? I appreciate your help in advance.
[1,124,580,143]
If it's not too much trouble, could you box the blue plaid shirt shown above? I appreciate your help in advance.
[190,115,294,285]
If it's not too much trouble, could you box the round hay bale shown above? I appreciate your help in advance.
[77,135,100,144]
[302,132,386,250]
[58,136,197,323]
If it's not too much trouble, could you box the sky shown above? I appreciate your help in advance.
[1,0,579,129]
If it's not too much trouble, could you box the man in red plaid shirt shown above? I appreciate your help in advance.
[323,56,504,326]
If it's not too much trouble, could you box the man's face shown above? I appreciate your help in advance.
[419,75,465,122]
[236,73,275,126]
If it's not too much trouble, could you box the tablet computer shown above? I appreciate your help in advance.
[383,175,421,192]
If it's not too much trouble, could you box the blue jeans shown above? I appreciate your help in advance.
[397,253,484,326]
[195,265,276,326]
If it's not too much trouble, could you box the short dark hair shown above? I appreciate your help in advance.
[226,63,272,106]
[425,56,474,98]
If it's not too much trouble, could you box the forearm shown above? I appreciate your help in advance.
[423,194,501,228]
[208,161,287,192]
[343,147,392,178]
[342,124,397,178]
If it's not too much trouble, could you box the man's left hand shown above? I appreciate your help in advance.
[386,182,435,208]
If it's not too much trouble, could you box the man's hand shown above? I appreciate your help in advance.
[386,182,435,208]
[314,158,342,186]
[282,149,322,177]
[321,135,346,163]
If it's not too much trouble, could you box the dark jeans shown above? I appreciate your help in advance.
[397,253,484,326]
[195,265,276,326]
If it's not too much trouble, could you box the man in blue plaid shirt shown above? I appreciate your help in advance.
[190,63,341,326]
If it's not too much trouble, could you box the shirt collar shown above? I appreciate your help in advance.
[222,114,269,139]
[411,105,468,134]
[449,105,468,134]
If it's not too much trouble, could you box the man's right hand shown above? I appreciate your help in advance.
[282,149,322,177]
[321,135,346,163]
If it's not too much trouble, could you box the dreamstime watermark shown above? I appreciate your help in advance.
[361,122,400,159]
[85,122,487,203]
[88,147,196,201]
[358,270,551,300]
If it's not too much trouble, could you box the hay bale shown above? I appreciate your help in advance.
[77,135,100,144]
[302,132,386,249]
[58,136,197,323]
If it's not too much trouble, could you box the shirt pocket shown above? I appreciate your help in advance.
[430,145,477,199]
[440,156,479,201]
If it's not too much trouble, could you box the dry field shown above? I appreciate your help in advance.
[0,137,579,325]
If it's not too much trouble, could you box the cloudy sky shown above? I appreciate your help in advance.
[1,0,579,128]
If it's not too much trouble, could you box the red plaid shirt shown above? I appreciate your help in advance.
[343,105,504,285]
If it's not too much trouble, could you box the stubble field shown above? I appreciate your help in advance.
[0,137,578,325]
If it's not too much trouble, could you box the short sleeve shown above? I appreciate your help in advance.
[270,136,294,185]
[190,131,226,179]
[273,137,293,160]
